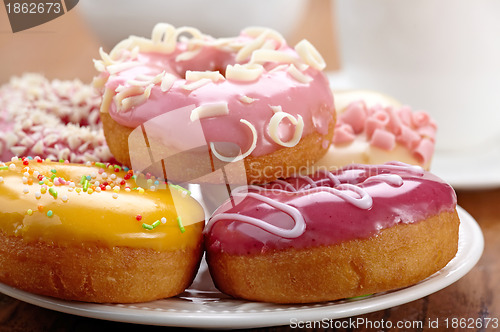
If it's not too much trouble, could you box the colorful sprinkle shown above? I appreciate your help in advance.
[161,217,167,224]
[152,220,161,228]
[49,187,58,198]
[51,169,57,174]
[0,166,8,171]
[38,205,44,212]
[177,216,186,233]
[83,180,90,192]
[8,164,16,171]
[27,209,33,215]
[47,210,53,217]
[136,215,142,221]
[142,223,153,230]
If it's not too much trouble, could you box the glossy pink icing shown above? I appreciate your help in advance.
[332,101,437,165]
[99,32,334,157]
[205,162,457,255]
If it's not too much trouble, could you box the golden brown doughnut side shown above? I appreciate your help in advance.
[102,110,335,185]
[0,231,204,303]
[205,210,460,304]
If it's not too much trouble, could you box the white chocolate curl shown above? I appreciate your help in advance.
[268,112,305,147]
[210,119,257,162]
[225,64,264,81]
[190,102,229,121]
[287,64,313,84]
[249,50,298,66]
[185,70,225,82]
[294,39,326,71]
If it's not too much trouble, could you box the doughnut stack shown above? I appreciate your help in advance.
[0,24,459,304]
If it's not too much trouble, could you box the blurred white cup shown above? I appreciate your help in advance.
[332,0,500,152]
[78,0,307,49]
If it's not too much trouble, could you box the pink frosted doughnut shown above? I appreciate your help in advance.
[93,24,335,184]
[313,90,437,171]
[0,74,115,163]
[205,162,459,303]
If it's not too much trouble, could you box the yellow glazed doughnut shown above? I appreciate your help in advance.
[0,157,205,303]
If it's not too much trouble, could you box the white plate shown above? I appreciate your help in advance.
[0,206,483,329]
[431,143,500,190]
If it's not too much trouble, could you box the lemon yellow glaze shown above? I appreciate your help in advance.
[0,159,205,251]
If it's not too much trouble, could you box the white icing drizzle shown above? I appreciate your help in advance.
[190,102,229,121]
[210,119,257,162]
[352,161,425,176]
[209,192,306,239]
[362,174,404,187]
[206,163,417,239]
[268,112,304,147]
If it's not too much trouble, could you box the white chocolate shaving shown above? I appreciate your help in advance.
[175,26,204,40]
[109,38,134,59]
[294,39,326,71]
[249,49,298,65]
[106,61,141,75]
[242,27,285,45]
[268,64,289,73]
[190,102,229,121]
[93,59,106,72]
[115,85,144,105]
[180,78,211,91]
[151,23,176,43]
[99,47,114,66]
[236,29,274,62]
[210,119,257,162]
[287,64,313,84]
[240,95,256,104]
[175,48,202,62]
[185,70,225,82]
[118,84,153,111]
[269,105,283,113]
[161,73,177,92]
[226,63,264,81]
[268,112,304,147]
[99,87,115,113]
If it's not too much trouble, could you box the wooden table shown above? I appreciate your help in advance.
[0,2,498,331]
